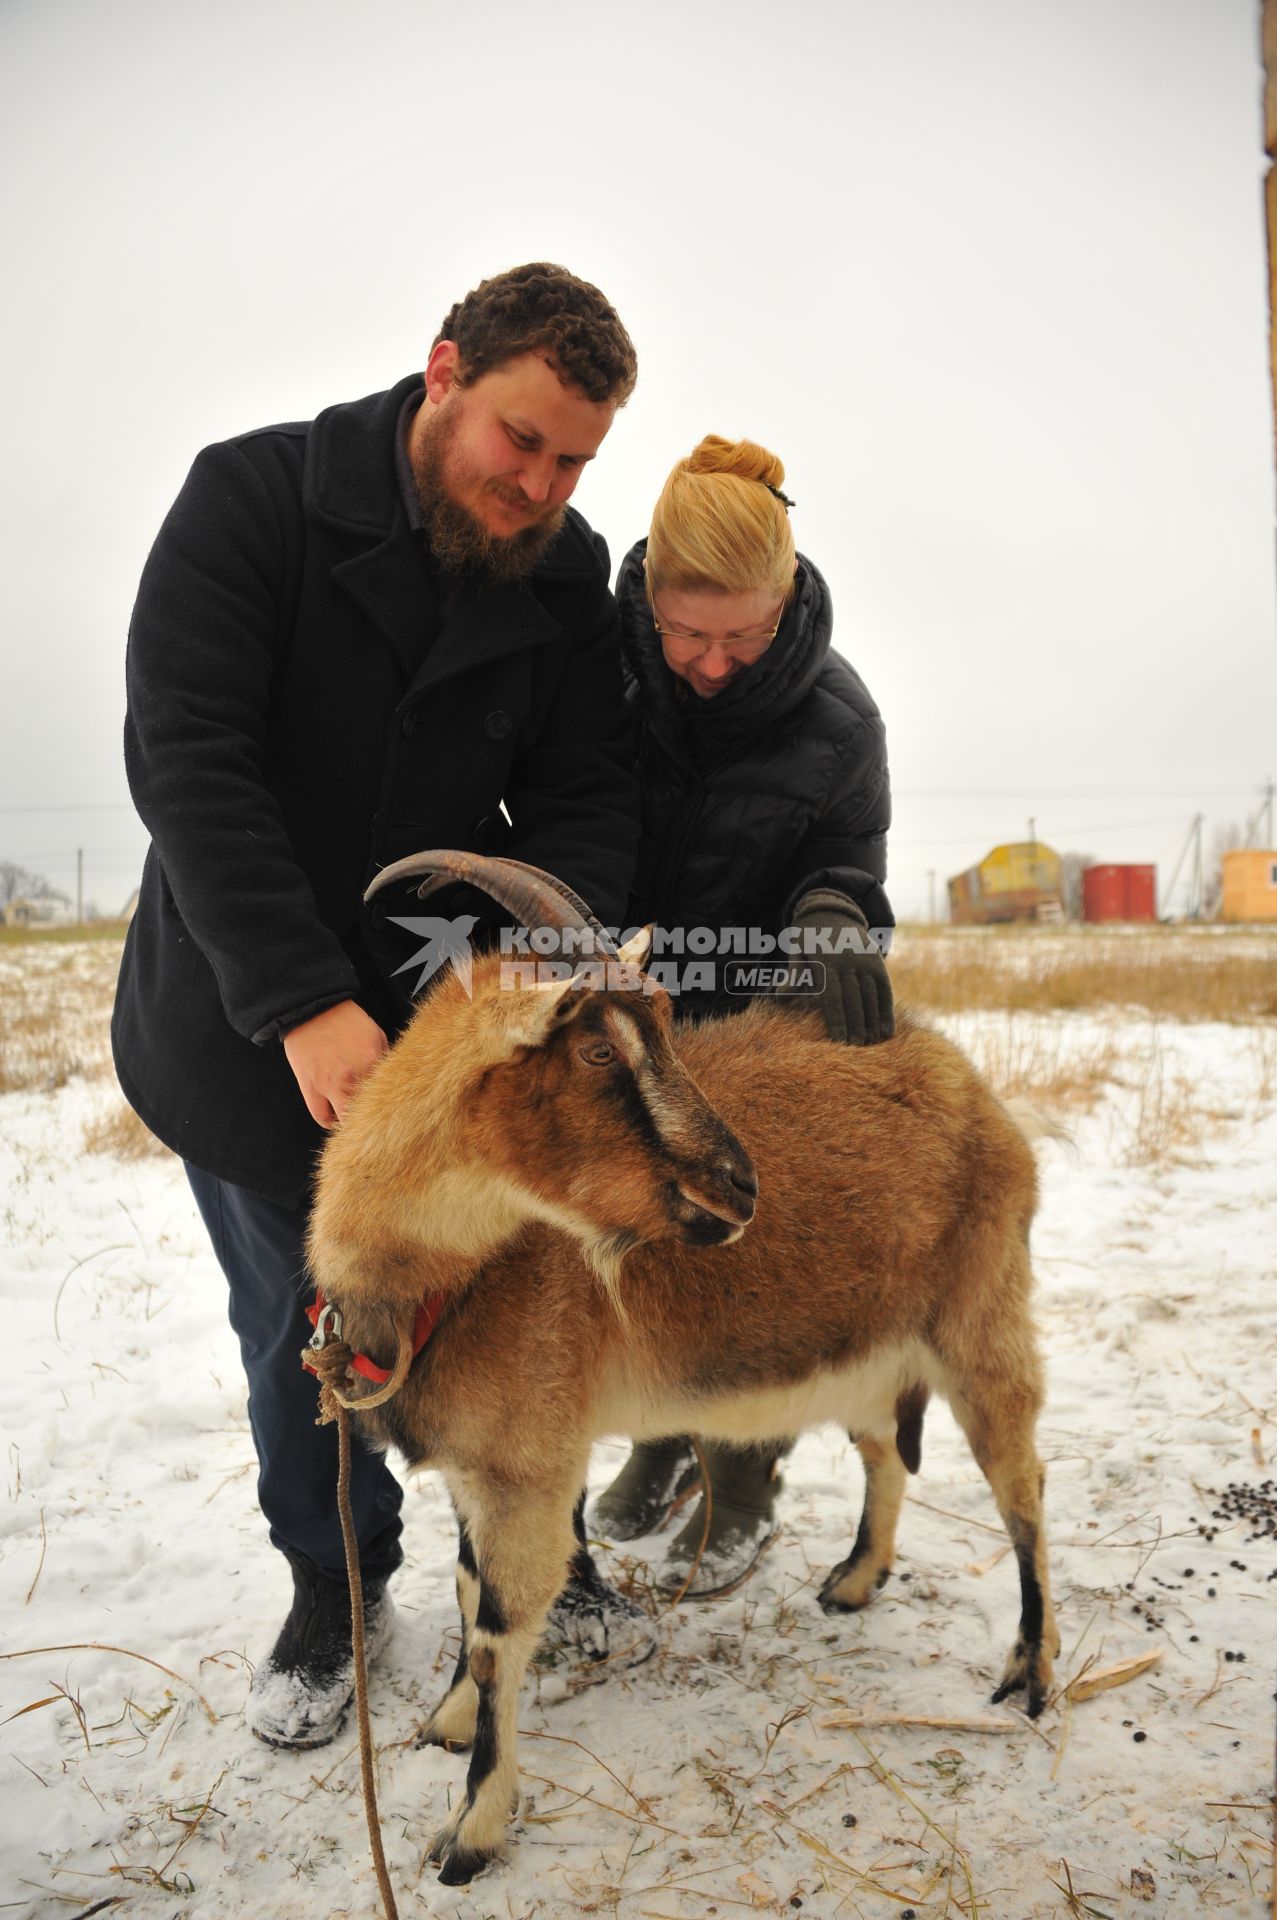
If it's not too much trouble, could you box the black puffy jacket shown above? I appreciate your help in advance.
[617,540,892,1016]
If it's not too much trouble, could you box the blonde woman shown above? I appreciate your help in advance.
[590,435,894,1595]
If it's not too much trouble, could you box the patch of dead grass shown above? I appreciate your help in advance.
[0,919,130,948]
[0,1006,88,1093]
[893,924,1277,1022]
[82,1101,171,1162]
[960,1023,1121,1114]
[1111,1032,1209,1168]
[0,938,122,1091]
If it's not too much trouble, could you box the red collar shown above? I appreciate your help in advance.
[305,1289,445,1385]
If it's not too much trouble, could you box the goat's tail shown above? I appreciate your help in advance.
[1002,1096,1073,1149]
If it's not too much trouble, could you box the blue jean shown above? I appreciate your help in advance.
[185,1164,403,1579]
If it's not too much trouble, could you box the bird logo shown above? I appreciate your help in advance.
[386,915,480,996]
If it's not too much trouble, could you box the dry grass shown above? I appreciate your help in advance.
[952,1021,1121,1114]
[0,918,130,948]
[0,939,122,1093]
[0,1006,85,1094]
[892,922,1277,1022]
[934,1017,1215,1168]
[82,1100,171,1162]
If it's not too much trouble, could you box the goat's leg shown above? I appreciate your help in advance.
[427,1481,579,1886]
[949,1382,1059,1718]
[416,1516,482,1751]
[818,1432,907,1613]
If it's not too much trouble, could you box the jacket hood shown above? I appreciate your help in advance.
[616,538,837,759]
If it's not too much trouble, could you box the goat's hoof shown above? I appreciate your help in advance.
[437,1840,497,1887]
[991,1676,1048,1719]
[429,1807,503,1886]
[991,1639,1052,1718]
[817,1561,889,1613]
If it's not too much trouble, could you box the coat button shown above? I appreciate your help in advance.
[401,709,420,738]
[484,710,513,740]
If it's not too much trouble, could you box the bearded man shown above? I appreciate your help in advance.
[113,263,643,1748]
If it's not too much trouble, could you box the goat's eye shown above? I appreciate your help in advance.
[579,1041,615,1067]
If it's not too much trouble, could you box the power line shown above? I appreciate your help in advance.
[0,802,137,814]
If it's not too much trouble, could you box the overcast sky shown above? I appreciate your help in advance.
[2,0,1274,920]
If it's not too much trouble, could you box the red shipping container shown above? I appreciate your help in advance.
[1082,864,1156,922]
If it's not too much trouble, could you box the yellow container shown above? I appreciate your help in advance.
[1220,849,1277,922]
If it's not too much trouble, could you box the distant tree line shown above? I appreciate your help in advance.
[0,860,67,908]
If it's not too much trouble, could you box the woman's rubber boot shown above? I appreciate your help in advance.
[588,1438,700,1541]
[656,1442,784,1598]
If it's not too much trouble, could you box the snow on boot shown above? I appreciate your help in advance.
[588,1438,700,1541]
[248,1544,397,1750]
[541,1546,657,1668]
[656,1442,784,1599]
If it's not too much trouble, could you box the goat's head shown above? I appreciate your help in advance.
[364,853,758,1283]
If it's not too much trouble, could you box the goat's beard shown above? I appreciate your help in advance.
[409,405,567,584]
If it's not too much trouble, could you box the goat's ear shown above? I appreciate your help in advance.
[496,976,588,1051]
[618,925,653,969]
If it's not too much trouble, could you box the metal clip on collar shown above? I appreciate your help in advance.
[310,1301,345,1350]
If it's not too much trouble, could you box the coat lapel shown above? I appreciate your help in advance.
[330,532,432,680]
[410,579,562,697]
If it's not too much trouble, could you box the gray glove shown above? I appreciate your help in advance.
[783,887,894,1046]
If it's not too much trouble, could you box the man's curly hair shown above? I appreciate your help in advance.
[433,262,637,406]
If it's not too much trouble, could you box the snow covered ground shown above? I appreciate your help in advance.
[2,935,1275,1919]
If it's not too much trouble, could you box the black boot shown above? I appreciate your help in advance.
[247,1528,402,1749]
[587,1438,700,1541]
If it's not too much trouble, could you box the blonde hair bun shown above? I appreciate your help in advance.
[682,434,787,493]
[647,434,796,600]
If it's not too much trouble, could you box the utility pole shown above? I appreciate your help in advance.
[1264,2,1277,477]
[1241,778,1274,848]
[927,870,936,925]
[1190,814,1203,919]
[1162,813,1204,920]
[76,848,83,925]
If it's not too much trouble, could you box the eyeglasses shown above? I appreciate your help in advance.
[651,600,786,660]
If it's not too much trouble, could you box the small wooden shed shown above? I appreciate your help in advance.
[1219,849,1277,922]
[948,842,1064,925]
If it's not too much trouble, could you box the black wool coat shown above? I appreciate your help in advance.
[113,373,639,1207]
[617,540,892,1017]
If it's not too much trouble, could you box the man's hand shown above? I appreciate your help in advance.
[282,999,389,1129]
[782,888,894,1046]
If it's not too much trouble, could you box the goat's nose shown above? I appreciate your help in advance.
[729,1164,759,1202]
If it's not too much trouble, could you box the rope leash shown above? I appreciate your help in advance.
[662,1437,714,1611]
[306,1331,400,1920]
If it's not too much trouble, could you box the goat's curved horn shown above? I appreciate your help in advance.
[489,856,620,957]
[364,849,618,957]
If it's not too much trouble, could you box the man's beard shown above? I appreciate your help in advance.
[409,405,567,584]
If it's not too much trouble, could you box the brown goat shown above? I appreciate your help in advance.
[308,859,1058,1886]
